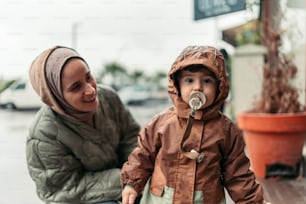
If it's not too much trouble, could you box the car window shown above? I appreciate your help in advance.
[14,83,26,90]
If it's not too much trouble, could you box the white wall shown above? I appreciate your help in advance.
[232,44,265,115]
[231,43,306,116]
[292,44,306,106]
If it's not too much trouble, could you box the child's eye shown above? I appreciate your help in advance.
[202,77,215,84]
[203,79,212,83]
[184,78,194,83]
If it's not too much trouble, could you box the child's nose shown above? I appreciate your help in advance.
[194,80,203,91]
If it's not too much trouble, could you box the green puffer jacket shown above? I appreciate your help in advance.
[26,85,140,204]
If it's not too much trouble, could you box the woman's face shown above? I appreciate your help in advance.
[61,58,98,112]
[179,68,217,109]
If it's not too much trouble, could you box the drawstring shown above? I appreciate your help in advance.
[179,109,204,163]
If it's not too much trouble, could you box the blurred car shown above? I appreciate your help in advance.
[117,85,152,105]
[0,79,42,110]
[117,85,169,105]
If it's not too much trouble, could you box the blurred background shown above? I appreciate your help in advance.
[0,0,305,203]
[0,0,254,80]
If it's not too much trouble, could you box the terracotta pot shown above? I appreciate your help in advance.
[237,112,306,179]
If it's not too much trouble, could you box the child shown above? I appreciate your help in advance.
[121,46,264,204]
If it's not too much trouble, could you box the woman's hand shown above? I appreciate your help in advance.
[122,185,138,204]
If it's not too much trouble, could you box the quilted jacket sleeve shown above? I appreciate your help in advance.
[104,86,140,165]
[26,120,122,203]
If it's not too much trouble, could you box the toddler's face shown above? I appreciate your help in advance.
[178,68,217,109]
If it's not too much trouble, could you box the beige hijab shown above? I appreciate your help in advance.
[29,45,94,121]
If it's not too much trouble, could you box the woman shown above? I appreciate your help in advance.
[26,46,140,204]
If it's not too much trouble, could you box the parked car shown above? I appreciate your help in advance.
[0,79,42,110]
[117,85,152,105]
[117,85,169,105]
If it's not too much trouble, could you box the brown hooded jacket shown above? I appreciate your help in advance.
[121,46,263,204]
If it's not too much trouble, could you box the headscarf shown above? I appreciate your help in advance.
[29,45,95,121]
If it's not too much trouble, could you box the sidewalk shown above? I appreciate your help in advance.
[226,142,306,204]
[255,143,306,203]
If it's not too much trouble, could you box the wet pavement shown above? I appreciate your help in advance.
[0,108,42,203]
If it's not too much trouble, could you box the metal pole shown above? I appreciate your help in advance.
[214,16,220,46]
[304,1,306,107]
[72,23,78,49]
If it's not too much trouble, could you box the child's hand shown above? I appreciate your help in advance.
[122,185,138,204]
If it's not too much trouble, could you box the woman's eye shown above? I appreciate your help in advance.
[86,73,92,81]
[70,83,82,91]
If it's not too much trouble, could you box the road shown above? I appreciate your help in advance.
[0,108,41,203]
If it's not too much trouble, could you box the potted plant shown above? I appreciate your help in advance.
[236,0,306,179]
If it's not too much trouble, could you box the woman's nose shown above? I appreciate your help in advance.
[85,83,95,95]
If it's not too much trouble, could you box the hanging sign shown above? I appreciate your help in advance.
[194,0,246,20]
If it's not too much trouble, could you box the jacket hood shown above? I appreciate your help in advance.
[168,46,229,120]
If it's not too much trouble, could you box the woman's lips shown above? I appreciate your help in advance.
[85,95,97,103]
